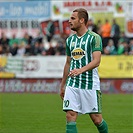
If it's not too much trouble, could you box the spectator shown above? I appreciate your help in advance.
[32,32,43,45]
[101,19,111,48]
[4,47,12,56]
[17,42,26,56]
[24,33,36,56]
[9,34,19,47]
[23,32,33,45]
[119,31,129,44]
[39,43,47,56]
[129,39,133,55]
[25,43,32,56]
[55,42,66,55]
[46,19,55,43]
[0,45,4,55]
[111,19,120,50]
[0,32,9,53]
[10,43,18,56]
[104,39,117,55]
[55,33,66,55]
[0,32,9,45]
[96,19,102,35]
[117,40,130,55]
[31,41,42,55]
[87,19,98,33]
[46,43,55,55]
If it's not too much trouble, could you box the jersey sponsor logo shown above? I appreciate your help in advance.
[71,48,85,60]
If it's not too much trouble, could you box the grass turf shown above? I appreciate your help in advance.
[0,93,132,133]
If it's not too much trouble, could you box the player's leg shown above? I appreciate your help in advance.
[63,86,81,133]
[89,113,108,133]
[80,89,108,133]
[66,110,78,133]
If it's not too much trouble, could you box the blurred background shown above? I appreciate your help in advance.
[0,0,133,133]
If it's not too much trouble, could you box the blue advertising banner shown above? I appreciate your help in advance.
[0,1,51,19]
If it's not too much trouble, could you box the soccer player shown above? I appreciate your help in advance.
[60,8,108,133]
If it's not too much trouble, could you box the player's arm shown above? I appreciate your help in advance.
[60,56,71,100]
[80,51,101,72]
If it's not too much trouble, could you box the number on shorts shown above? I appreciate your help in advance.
[64,100,69,107]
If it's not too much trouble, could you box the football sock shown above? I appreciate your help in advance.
[96,119,108,133]
[66,121,78,133]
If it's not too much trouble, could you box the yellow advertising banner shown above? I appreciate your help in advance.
[0,56,133,79]
[99,55,133,78]
[0,56,15,78]
[0,72,15,78]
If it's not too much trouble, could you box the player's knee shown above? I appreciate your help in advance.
[93,119,102,125]
[66,111,77,122]
[90,114,102,125]
[91,116,102,125]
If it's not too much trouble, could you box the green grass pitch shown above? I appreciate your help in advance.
[0,93,132,133]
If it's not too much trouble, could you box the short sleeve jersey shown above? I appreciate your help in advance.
[66,30,102,90]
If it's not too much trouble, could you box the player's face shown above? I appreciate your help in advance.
[69,12,81,31]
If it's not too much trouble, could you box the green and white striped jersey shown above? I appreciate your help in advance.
[66,30,102,90]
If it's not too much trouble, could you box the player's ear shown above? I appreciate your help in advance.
[80,18,84,24]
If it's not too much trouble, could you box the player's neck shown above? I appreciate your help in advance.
[76,27,88,37]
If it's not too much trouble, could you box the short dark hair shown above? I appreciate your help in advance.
[73,8,88,25]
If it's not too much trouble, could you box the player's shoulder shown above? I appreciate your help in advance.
[67,34,75,40]
[87,30,101,38]
[66,33,76,43]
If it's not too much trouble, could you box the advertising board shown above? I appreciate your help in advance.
[0,79,132,93]
[1,56,133,78]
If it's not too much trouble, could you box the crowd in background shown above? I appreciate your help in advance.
[0,19,133,56]
[88,18,133,55]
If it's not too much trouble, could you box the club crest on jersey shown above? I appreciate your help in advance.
[82,41,85,45]
[71,48,85,60]
[71,42,75,47]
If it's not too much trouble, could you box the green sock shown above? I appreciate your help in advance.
[96,119,108,133]
[66,121,78,133]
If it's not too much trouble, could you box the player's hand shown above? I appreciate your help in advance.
[60,88,65,100]
[68,68,82,77]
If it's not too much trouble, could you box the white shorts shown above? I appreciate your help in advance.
[63,86,102,114]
